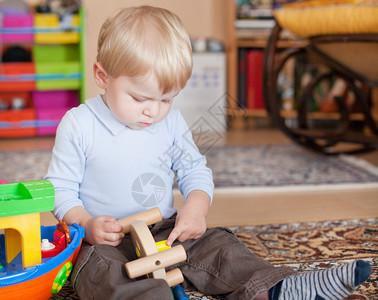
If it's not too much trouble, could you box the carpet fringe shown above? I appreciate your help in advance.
[209,182,378,194]
[339,155,378,177]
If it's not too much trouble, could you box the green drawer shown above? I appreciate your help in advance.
[35,61,81,90]
[33,44,80,63]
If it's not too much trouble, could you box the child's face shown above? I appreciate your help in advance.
[100,69,180,130]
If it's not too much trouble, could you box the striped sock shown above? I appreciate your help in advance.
[269,260,371,300]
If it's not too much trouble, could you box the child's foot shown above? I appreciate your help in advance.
[269,260,371,300]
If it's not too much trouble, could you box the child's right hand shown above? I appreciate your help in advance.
[83,216,124,246]
[63,206,124,246]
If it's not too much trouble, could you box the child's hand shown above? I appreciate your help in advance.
[84,215,124,246]
[167,190,210,246]
[63,206,124,246]
[167,205,207,246]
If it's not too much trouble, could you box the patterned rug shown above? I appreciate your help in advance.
[1,144,378,188]
[205,144,378,188]
[50,218,378,299]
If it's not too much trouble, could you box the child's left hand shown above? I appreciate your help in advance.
[167,190,210,246]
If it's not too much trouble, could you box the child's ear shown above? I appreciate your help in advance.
[93,62,109,89]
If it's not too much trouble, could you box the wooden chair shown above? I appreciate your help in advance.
[263,14,378,154]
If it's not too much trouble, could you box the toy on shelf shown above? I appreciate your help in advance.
[0,180,85,299]
[120,207,187,287]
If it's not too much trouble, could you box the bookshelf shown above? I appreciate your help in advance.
[226,1,378,134]
[226,1,271,128]
[225,1,307,129]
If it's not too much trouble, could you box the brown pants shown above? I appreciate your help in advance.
[71,215,295,300]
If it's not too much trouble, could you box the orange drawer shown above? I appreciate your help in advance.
[0,108,36,137]
[0,62,36,91]
[0,92,36,137]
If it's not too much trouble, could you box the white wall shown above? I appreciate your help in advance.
[81,0,229,97]
[20,0,230,99]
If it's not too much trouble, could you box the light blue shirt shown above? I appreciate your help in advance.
[45,94,214,221]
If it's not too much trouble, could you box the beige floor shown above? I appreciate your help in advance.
[1,129,377,227]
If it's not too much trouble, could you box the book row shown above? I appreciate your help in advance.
[238,49,265,110]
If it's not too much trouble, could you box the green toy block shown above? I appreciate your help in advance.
[0,180,55,217]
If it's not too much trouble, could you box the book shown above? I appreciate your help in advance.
[236,28,272,40]
[246,50,264,109]
[235,19,276,30]
[238,48,247,108]
[237,0,274,19]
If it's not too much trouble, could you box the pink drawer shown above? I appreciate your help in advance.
[36,108,68,136]
[1,14,34,43]
[32,90,79,109]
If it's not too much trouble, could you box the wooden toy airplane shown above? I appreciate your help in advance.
[119,207,187,287]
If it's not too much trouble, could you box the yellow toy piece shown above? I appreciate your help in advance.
[136,240,171,258]
[155,240,171,252]
[0,213,42,268]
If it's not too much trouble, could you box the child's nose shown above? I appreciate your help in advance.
[143,101,160,118]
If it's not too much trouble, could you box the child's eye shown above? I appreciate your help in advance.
[162,99,173,104]
[132,96,144,103]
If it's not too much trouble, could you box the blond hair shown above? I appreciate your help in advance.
[97,6,193,93]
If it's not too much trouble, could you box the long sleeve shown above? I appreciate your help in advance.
[45,109,88,220]
[170,110,214,203]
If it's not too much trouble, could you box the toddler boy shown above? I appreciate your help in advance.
[45,6,371,300]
